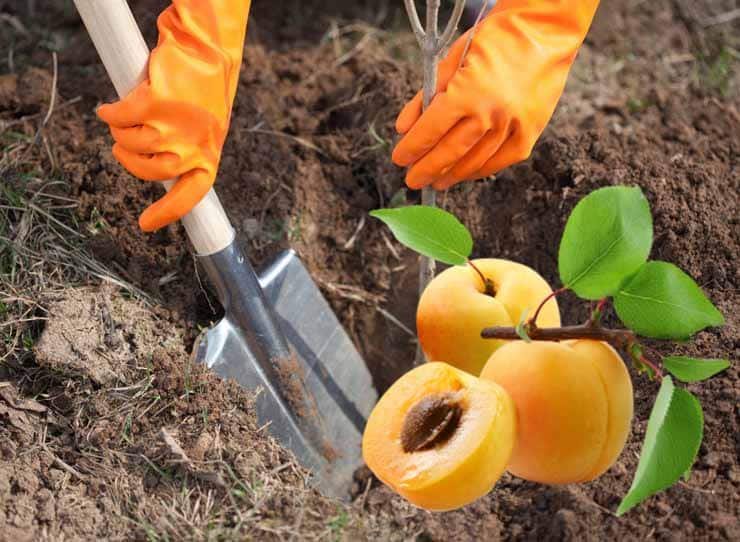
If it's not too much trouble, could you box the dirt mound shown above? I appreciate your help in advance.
[34,284,174,385]
[3,287,354,540]
[1,0,737,540]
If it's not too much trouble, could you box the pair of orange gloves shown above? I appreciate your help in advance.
[98,0,600,232]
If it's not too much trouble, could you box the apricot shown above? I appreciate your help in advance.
[480,340,633,484]
[362,362,516,511]
[417,259,560,375]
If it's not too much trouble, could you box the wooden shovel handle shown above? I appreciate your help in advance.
[74,0,235,256]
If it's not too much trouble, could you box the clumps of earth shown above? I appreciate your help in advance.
[0,0,737,540]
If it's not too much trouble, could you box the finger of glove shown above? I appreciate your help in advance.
[468,130,534,180]
[138,168,213,232]
[395,92,423,135]
[392,93,463,167]
[405,117,488,189]
[430,119,511,190]
[109,125,164,155]
[112,143,192,182]
[97,83,152,128]
[395,31,471,135]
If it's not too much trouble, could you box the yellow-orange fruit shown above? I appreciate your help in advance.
[480,340,633,484]
[362,362,516,511]
[417,259,560,375]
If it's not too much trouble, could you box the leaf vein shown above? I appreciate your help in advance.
[567,232,625,288]
[617,291,710,318]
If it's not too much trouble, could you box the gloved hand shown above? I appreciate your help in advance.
[393,0,600,190]
[97,0,251,231]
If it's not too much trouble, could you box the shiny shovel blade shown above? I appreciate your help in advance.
[192,248,377,499]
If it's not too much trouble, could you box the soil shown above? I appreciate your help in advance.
[1,0,738,540]
[2,289,348,540]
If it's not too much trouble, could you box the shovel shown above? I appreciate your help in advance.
[73,0,377,499]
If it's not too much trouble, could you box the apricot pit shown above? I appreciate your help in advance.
[400,392,463,452]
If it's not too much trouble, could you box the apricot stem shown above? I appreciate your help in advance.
[467,259,496,296]
[589,298,609,326]
[528,287,568,326]
[638,354,664,382]
[481,323,636,348]
[400,392,463,453]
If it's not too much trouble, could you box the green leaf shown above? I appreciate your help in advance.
[369,206,473,266]
[614,261,725,339]
[663,356,730,383]
[617,376,703,515]
[559,186,652,299]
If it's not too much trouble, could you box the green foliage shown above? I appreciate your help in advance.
[699,47,734,97]
[367,122,391,150]
[614,261,724,339]
[370,206,472,266]
[516,310,532,343]
[618,376,703,515]
[627,97,648,114]
[119,413,134,445]
[328,510,349,534]
[22,331,35,350]
[663,356,730,383]
[628,343,656,380]
[559,186,653,299]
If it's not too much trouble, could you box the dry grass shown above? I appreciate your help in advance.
[0,56,151,365]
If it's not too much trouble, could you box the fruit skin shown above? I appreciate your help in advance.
[417,259,560,375]
[362,362,516,511]
[480,340,633,484]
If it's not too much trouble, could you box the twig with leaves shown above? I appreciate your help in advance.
[370,185,730,514]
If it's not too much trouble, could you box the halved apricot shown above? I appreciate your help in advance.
[480,340,633,484]
[362,362,516,511]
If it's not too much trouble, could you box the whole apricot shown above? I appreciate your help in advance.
[417,259,560,375]
[362,362,516,511]
[480,340,633,484]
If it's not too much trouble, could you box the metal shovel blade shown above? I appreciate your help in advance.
[191,242,377,498]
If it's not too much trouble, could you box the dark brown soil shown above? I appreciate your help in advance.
[1,0,737,540]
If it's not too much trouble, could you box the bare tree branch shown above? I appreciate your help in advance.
[438,0,467,51]
[403,0,426,45]
[481,324,636,347]
[415,0,444,364]
[406,0,470,364]
[458,0,491,70]
[426,0,441,42]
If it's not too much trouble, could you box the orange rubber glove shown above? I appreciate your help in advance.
[97,0,251,231]
[393,0,600,190]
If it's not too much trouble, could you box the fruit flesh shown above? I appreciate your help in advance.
[362,362,516,511]
[417,259,560,375]
[480,340,633,484]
